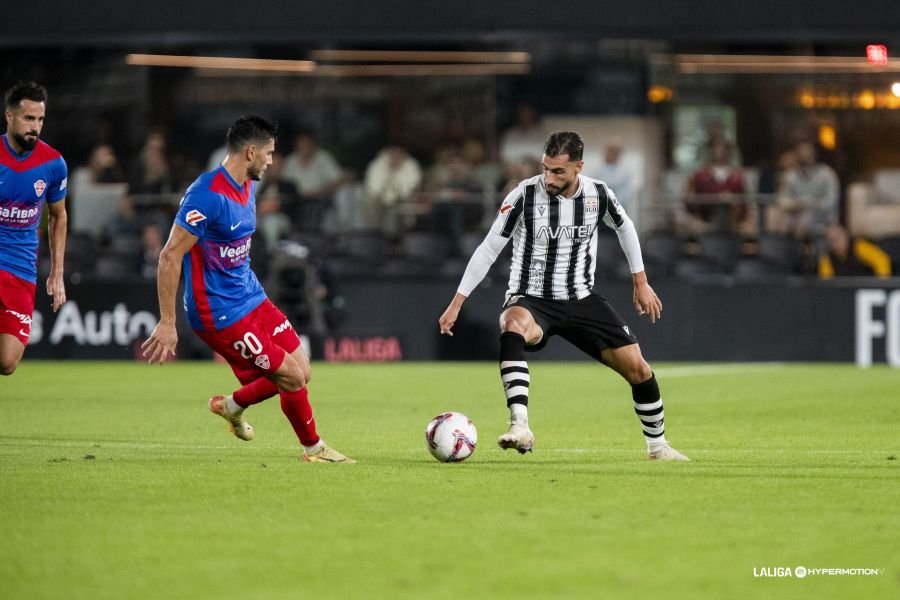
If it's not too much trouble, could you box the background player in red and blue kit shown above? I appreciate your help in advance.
[141,115,354,463]
[0,82,68,376]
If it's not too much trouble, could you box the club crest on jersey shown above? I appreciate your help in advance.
[585,196,598,213]
[254,354,271,370]
[185,209,207,226]
[33,179,46,197]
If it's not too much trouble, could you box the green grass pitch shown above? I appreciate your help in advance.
[1,361,898,600]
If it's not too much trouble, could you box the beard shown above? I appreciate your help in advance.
[12,131,39,152]
[546,180,571,197]
[248,166,265,181]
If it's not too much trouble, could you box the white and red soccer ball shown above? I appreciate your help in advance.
[425,412,477,462]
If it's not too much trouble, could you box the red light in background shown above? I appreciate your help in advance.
[866,44,889,66]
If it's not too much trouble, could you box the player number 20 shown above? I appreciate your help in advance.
[233,332,263,359]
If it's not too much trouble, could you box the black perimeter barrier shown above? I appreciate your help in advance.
[26,277,900,367]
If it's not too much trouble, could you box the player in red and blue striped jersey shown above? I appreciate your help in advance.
[0,82,68,376]
[141,115,353,463]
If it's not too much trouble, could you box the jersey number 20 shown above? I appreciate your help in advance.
[233,332,263,359]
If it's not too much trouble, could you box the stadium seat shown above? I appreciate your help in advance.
[401,231,455,265]
[94,255,134,280]
[64,232,98,278]
[382,231,458,278]
[733,257,780,280]
[108,233,141,258]
[696,231,742,273]
[642,231,684,278]
[333,231,392,265]
[756,234,800,272]
[458,231,486,258]
[594,232,623,279]
[286,231,333,258]
[672,257,710,280]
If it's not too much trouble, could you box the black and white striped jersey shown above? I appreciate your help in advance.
[458,174,644,301]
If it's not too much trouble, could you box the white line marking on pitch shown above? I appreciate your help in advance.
[653,363,787,378]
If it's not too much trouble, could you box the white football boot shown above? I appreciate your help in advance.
[648,443,690,461]
[303,442,357,463]
[208,395,255,441]
[497,421,535,454]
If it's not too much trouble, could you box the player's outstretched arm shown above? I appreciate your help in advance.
[439,292,467,336]
[46,200,68,312]
[142,224,198,364]
[441,225,510,337]
[632,270,662,323]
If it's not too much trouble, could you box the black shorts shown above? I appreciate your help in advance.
[502,293,639,361]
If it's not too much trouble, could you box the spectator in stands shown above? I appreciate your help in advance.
[363,145,422,234]
[138,223,164,279]
[593,136,637,214]
[685,139,748,233]
[282,129,344,229]
[72,144,126,189]
[423,147,484,234]
[774,142,839,239]
[101,195,144,242]
[462,138,504,194]
[694,116,742,168]
[127,129,176,196]
[818,223,892,279]
[257,196,292,250]
[257,151,301,223]
[499,102,546,174]
[425,148,480,194]
[70,143,128,236]
[206,142,228,172]
[502,155,542,195]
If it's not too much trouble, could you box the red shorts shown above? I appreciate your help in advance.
[194,299,301,385]
[0,269,36,345]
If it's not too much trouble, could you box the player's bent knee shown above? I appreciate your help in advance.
[500,316,538,339]
[500,318,525,335]
[629,362,653,385]
[0,359,18,376]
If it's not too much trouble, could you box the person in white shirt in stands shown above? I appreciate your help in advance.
[282,129,344,229]
[592,136,637,215]
[363,146,422,234]
[499,103,546,174]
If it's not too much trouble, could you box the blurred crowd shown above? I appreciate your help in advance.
[54,101,897,316]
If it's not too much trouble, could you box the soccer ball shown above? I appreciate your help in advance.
[425,412,477,462]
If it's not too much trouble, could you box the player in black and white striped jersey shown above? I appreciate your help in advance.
[439,131,688,461]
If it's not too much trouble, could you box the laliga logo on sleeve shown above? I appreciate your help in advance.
[185,210,207,226]
[33,179,46,197]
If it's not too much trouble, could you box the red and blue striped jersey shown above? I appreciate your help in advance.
[174,166,266,331]
[0,134,68,283]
